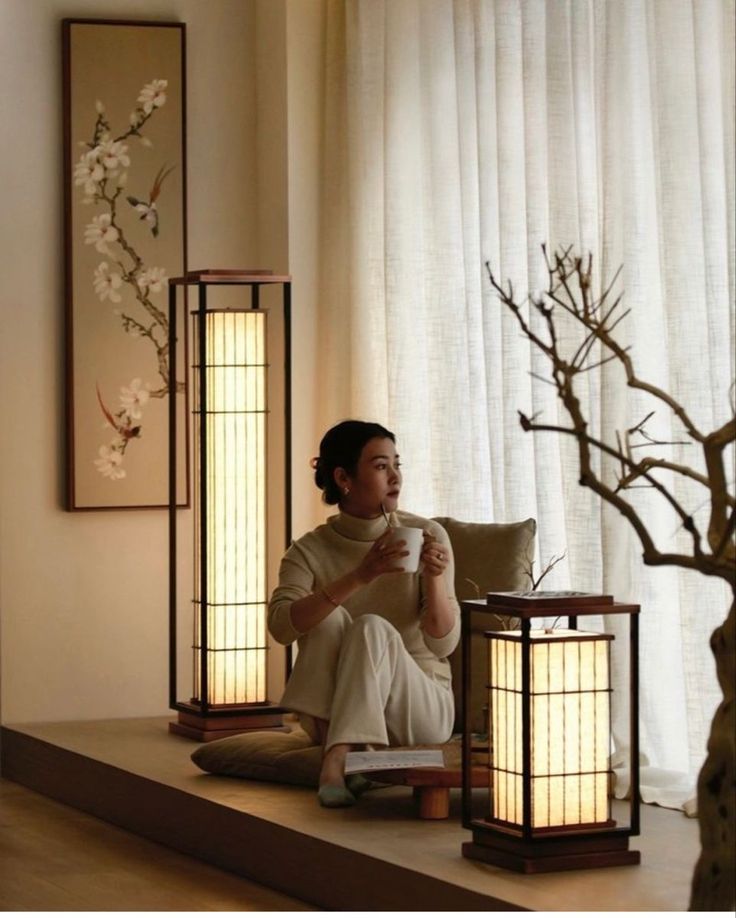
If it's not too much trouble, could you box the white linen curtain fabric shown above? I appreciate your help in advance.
[316,0,735,807]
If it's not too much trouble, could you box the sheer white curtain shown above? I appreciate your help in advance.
[316,0,735,804]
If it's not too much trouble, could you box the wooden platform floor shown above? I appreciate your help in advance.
[1,717,700,911]
[0,778,312,911]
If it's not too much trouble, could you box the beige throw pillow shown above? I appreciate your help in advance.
[433,517,536,733]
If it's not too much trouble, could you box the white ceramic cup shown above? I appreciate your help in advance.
[388,526,423,573]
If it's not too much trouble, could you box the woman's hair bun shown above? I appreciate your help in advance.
[311,455,327,490]
[312,420,395,505]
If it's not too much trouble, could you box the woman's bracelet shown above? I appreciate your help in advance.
[320,585,340,607]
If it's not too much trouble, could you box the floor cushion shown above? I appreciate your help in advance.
[191,725,322,787]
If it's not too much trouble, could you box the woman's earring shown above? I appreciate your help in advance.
[344,487,350,496]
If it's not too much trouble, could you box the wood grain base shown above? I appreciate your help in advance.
[462,836,641,873]
[463,838,641,874]
[171,707,286,741]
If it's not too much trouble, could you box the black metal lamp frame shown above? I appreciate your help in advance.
[167,269,291,741]
[461,594,641,873]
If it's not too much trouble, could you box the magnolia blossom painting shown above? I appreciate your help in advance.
[63,20,187,509]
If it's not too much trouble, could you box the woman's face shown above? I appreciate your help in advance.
[337,437,402,518]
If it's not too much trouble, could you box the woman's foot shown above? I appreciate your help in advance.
[345,772,374,798]
[318,742,355,807]
[319,742,352,788]
[317,784,357,808]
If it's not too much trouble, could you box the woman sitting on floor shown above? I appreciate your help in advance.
[268,419,459,807]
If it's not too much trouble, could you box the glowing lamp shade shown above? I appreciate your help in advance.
[193,310,267,706]
[460,594,641,873]
[488,629,612,830]
[168,269,291,742]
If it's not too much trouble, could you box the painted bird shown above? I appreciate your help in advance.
[96,384,141,443]
[126,163,175,238]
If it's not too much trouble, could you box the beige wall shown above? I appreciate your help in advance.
[0,0,324,724]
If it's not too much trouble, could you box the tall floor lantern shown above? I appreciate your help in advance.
[168,269,291,741]
[461,592,641,873]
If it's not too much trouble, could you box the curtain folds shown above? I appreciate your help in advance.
[317,0,735,804]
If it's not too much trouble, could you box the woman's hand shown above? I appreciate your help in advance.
[355,529,410,584]
[420,531,449,579]
[419,530,455,639]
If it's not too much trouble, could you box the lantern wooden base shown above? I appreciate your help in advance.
[463,831,640,874]
[169,706,286,742]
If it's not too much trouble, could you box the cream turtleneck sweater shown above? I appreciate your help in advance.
[268,510,460,686]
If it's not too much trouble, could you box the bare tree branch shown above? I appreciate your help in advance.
[493,242,736,574]
[517,412,731,578]
[487,247,735,911]
[522,549,567,590]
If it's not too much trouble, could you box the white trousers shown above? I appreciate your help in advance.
[280,607,454,751]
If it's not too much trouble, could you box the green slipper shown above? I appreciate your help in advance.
[318,784,357,808]
[345,773,374,798]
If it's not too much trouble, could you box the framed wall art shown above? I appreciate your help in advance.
[63,19,188,510]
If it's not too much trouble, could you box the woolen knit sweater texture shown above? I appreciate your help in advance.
[268,509,461,685]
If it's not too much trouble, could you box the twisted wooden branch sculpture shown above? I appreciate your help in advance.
[487,247,735,911]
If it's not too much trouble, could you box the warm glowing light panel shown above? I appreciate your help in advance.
[192,310,268,705]
[488,629,613,829]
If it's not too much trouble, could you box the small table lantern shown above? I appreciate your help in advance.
[461,592,641,873]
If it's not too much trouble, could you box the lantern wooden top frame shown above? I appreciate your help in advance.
[460,592,641,873]
[169,269,293,285]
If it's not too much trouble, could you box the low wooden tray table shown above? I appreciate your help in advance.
[370,764,487,819]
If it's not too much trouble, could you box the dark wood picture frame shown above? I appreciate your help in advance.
[63,19,188,510]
